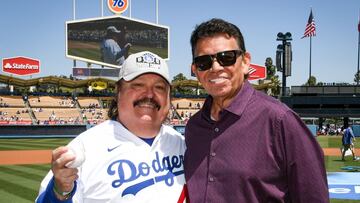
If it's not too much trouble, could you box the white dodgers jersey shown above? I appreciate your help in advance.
[37,120,187,203]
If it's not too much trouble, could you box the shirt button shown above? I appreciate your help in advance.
[209,177,215,182]
[211,152,216,157]
[214,127,219,132]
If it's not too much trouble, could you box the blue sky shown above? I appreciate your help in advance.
[1,0,359,87]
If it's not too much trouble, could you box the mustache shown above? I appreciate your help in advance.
[133,98,161,111]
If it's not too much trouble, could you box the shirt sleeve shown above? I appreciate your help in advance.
[36,176,77,203]
[350,128,355,139]
[279,110,329,202]
[35,137,84,203]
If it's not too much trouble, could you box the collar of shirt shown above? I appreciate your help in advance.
[201,81,255,122]
[111,120,164,148]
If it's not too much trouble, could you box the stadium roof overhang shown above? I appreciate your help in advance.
[0,74,270,90]
[171,79,270,90]
[0,74,117,88]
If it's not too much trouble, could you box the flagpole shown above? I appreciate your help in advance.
[156,0,159,24]
[309,7,312,82]
[129,0,132,18]
[302,8,315,84]
[357,15,360,85]
[101,0,103,17]
[73,0,76,68]
[309,36,312,81]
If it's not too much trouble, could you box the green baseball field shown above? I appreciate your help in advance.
[0,138,71,202]
[0,136,359,202]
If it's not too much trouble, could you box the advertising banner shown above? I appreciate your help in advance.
[90,81,107,90]
[2,56,40,76]
[73,68,120,77]
[107,0,129,14]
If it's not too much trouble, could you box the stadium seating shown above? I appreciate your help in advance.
[0,107,32,124]
[172,98,204,110]
[81,108,108,124]
[0,96,25,107]
[171,98,204,120]
[28,96,75,108]
[33,108,82,124]
[0,93,204,125]
[77,97,101,108]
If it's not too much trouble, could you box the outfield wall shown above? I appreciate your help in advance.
[306,124,317,136]
[352,125,360,137]
[0,124,358,138]
[0,125,87,138]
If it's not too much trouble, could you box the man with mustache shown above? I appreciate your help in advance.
[36,51,187,202]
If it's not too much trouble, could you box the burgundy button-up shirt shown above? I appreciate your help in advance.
[184,81,329,203]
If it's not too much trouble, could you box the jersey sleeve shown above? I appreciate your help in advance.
[35,137,85,203]
[35,175,77,203]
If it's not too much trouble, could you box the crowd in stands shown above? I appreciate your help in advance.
[0,102,9,107]
[0,96,25,107]
[318,124,345,136]
[169,98,204,124]
[68,28,167,48]
[29,96,75,108]
[81,108,106,125]
[0,95,204,126]
[0,97,8,107]
[0,109,29,122]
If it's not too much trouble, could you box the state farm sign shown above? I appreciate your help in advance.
[2,56,40,76]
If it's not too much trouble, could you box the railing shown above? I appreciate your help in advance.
[291,85,360,95]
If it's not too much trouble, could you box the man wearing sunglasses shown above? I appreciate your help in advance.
[184,18,329,202]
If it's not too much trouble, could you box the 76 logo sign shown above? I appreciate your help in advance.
[107,0,128,14]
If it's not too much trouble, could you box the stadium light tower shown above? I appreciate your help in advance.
[101,0,104,17]
[73,0,76,20]
[276,32,292,96]
[156,0,159,23]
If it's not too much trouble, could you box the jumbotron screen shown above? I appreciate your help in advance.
[66,15,169,68]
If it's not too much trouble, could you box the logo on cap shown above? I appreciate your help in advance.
[136,53,161,68]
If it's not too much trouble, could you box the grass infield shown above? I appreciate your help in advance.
[0,138,71,202]
[0,136,358,202]
[316,136,360,172]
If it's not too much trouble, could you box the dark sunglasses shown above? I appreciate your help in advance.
[193,50,243,71]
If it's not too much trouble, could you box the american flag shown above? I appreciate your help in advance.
[302,10,316,38]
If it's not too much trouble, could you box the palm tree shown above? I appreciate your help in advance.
[305,76,317,86]
[354,70,360,84]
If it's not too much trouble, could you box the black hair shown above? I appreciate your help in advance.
[190,18,246,58]
[107,80,122,120]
